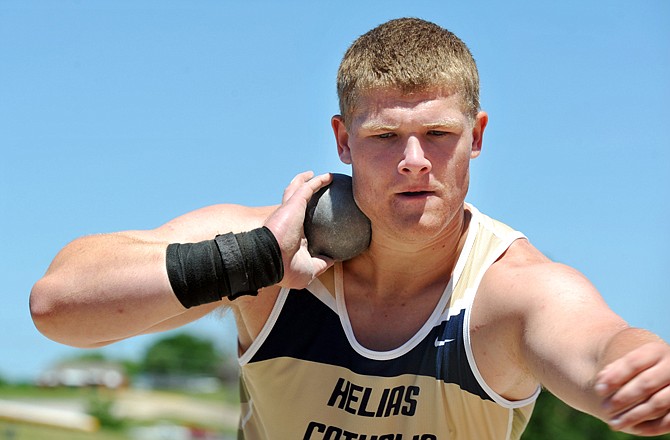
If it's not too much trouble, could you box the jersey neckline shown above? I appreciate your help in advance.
[334,207,480,361]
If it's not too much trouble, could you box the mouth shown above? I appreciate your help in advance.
[398,190,434,198]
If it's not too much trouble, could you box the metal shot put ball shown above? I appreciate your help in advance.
[304,173,372,261]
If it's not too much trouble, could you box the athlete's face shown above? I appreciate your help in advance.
[332,89,487,244]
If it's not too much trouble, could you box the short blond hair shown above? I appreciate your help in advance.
[337,18,480,124]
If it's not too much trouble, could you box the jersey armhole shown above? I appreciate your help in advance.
[462,235,542,409]
[238,278,335,366]
[238,287,290,366]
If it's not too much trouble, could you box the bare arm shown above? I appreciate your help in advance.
[29,204,273,348]
[492,242,670,435]
[30,171,335,348]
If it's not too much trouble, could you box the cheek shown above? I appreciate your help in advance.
[446,148,472,177]
[351,169,382,216]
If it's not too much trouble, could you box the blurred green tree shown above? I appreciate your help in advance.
[140,332,222,376]
[523,390,670,439]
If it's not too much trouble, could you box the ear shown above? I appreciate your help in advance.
[470,111,488,159]
[332,115,352,164]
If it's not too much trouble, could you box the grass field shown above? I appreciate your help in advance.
[0,423,126,440]
[5,384,670,439]
[0,383,238,440]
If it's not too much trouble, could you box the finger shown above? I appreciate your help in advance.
[282,171,315,203]
[304,172,334,195]
[266,173,334,252]
[603,363,669,415]
[596,344,660,397]
[310,255,335,277]
[279,252,334,290]
[622,409,670,437]
[607,381,670,431]
[283,172,333,207]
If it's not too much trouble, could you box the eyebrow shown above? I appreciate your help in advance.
[360,120,400,131]
[360,118,464,131]
[423,118,464,130]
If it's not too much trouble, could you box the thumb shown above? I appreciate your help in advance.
[311,255,335,277]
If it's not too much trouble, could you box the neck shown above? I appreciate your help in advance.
[345,207,471,300]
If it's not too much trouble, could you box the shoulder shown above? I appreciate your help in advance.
[482,239,607,310]
[476,238,615,326]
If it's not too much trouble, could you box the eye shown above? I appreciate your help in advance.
[377,132,395,139]
[427,130,450,137]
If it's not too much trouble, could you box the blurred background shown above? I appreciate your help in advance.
[1,1,668,438]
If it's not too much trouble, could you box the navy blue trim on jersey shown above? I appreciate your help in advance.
[249,288,491,401]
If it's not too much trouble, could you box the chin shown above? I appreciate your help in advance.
[380,215,451,243]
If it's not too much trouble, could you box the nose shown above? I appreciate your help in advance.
[398,137,431,175]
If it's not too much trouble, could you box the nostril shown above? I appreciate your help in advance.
[399,162,431,175]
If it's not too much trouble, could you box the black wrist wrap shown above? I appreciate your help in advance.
[166,226,284,308]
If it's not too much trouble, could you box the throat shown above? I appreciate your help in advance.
[364,208,472,279]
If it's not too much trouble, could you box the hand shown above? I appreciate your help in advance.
[595,341,670,436]
[264,171,334,289]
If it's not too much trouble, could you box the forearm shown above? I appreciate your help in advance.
[30,175,335,349]
[30,232,196,348]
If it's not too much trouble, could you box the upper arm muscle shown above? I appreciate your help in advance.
[473,239,627,411]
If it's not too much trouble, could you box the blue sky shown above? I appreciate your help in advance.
[1,1,668,382]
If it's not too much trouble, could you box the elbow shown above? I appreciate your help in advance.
[30,277,66,343]
[29,277,91,348]
[30,276,54,325]
[30,277,119,349]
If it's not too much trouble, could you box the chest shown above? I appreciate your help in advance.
[242,288,510,438]
[345,290,444,351]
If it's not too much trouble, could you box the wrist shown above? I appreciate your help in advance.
[165,226,283,308]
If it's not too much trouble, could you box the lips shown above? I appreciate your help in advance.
[397,189,436,200]
[398,185,435,194]
[400,190,432,196]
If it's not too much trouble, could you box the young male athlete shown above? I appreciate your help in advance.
[30,18,670,439]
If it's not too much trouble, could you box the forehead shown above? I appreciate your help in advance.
[350,89,470,129]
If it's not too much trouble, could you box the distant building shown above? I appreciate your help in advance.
[36,361,127,389]
[134,373,221,393]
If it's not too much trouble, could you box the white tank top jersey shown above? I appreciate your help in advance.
[237,204,541,439]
